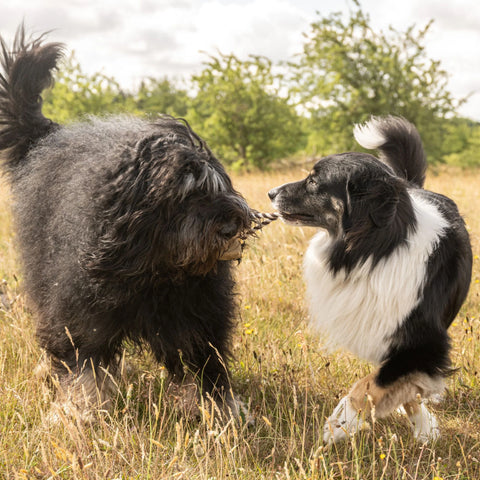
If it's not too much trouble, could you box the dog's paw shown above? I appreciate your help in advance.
[45,399,100,426]
[409,403,440,443]
[168,378,202,420]
[227,395,255,427]
[197,391,254,427]
[323,395,366,444]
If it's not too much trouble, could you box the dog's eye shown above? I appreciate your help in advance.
[219,222,238,239]
[307,177,318,192]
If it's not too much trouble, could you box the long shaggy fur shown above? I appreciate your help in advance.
[269,115,472,442]
[0,27,253,418]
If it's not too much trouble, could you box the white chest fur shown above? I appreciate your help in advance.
[303,193,449,364]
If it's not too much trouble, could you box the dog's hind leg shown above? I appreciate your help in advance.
[41,329,121,423]
[402,400,440,443]
[48,359,116,423]
[323,371,443,444]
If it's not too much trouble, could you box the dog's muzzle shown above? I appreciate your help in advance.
[219,210,279,262]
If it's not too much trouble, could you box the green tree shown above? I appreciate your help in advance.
[442,118,480,167]
[291,4,463,162]
[135,77,190,118]
[43,53,134,123]
[190,53,305,169]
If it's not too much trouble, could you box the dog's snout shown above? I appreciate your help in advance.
[268,188,279,200]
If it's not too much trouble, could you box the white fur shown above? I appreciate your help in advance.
[181,165,227,199]
[304,192,449,363]
[353,118,387,150]
[197,163,228,193]
[406,402,440,442]
[323,395,366,444]
[182,173,197,194]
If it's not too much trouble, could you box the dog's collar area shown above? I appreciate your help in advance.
[219,237,244,261]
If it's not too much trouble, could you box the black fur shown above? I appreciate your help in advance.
[269,116,472,388]
[0,27,252,412]
[377,189,472,386]
[0,25,63,168]
[270,153,417,273]
[367,115,427,188]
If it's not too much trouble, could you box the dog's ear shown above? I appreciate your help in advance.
[347,176,400,228]
[345,175,352,216]
[81,138,165,280]
[366,179,400,228]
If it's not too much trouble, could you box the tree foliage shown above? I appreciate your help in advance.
[135,78,189,118]
[43,53,133,123]
[442,118,480,168]
[190,53,305,169]
[39,6,479,169]
[291,5,464,161]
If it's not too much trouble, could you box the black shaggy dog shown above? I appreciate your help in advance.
[269,116,472,443]
[0,28,255,419]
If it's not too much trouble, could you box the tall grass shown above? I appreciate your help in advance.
[0,166,479,479]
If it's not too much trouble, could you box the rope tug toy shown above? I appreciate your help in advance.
[240,209,279,240]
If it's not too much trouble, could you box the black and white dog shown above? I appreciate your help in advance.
[0,27,255,419]
[269,116,472,443]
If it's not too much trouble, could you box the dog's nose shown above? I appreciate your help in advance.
[268,187,279,200]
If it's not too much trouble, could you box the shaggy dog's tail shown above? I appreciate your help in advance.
[353,115,427,188]
[0,25,64,172]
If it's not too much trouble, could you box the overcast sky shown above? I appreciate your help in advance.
[1,0,479,120]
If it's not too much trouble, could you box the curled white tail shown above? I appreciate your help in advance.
[353,116,427,188]
[353,119,387,150]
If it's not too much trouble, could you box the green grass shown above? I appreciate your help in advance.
[0,166,479,479]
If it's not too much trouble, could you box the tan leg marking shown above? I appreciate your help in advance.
[324,370,444,444]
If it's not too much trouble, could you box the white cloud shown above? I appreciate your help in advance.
[1,0,479,119]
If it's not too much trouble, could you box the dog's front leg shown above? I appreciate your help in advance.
[194,351,252,424]
[323,394,367,444]
[323,372,378,444]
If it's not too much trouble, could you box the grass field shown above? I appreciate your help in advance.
[0,166,479,479]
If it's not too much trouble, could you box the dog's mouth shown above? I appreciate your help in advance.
[280,211,316,225]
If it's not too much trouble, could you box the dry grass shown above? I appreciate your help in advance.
[0,166,479,479]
